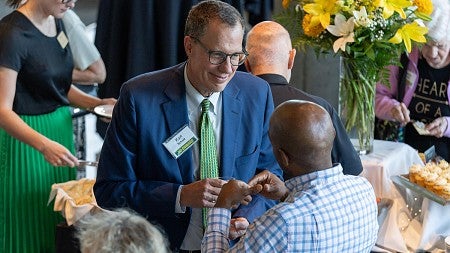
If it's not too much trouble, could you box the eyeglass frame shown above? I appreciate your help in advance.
[189,36,248,66]
[61,0,77,4]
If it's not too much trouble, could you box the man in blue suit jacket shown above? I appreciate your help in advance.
[94,1,282,252]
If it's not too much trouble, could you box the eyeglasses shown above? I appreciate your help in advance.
[190,36,248,66]
[61,0,77,4]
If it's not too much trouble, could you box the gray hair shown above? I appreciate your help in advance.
[426,0,450,42]
[184,0,244,39]
[76,209,169,253]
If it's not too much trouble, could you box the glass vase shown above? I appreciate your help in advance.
[339,57,377,155]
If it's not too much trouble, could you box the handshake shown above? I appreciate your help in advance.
[215,170,289,209]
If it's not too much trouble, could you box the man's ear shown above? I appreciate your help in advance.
[244,59,251,73]
[277,148,290,168]
[184,36,193,55]
[288,48,296,70]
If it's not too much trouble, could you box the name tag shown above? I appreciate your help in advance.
[163,125,198,159]
[57,31,68,49]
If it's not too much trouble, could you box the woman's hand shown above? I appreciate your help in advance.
[390,102,410,125]
[426,117,448,138]
[95,98,117,123]
[40,139,79,167]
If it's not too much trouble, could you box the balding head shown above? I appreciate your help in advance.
[269,100,335,177]
[245,21,296,81]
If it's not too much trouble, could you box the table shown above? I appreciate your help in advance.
[360,140,424,199]
[357,140,450,252]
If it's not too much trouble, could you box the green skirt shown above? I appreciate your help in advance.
[0,106,76,253]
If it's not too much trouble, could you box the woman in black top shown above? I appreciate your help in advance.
[375,0,450,160]
[0,0,115,252]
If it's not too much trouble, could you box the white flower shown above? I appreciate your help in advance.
[326,14,355,52]
[353,7,371,27]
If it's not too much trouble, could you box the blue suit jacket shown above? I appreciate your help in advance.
[94,62,282,249]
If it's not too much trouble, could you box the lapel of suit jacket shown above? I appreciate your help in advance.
[162,67,194,184]
[221,80,242,178]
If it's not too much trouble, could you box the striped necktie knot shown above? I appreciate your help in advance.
[201,99,210,113]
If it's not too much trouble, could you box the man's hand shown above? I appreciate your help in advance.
[214,180,258,209]
[229,217,249,240]
[180,178,227,208]
[248,170,288,201]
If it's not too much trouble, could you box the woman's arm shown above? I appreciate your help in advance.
[375,65,403,120]
[67,84,116,110]
[72,58,106,85]
[0,67,78,166]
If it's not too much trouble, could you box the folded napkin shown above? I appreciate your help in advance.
[48,178,107,225]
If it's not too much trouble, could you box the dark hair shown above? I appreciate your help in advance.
[184,0,244,38]
[6,0,22,8]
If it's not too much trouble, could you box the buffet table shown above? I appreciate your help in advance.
[359,140,450,252]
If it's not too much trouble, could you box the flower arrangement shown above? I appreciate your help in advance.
[276,0,432,153]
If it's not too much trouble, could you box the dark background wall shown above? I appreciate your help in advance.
[0,0,340,110]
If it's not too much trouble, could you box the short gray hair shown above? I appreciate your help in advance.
[76,209,169,253]
[426,0,450,42]
[184,0,244,39]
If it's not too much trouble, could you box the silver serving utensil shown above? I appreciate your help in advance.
[77,160,98,167]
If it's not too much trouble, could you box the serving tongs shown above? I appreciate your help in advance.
[77,160,98,167]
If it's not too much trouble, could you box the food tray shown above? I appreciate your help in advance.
[391,174,449,206]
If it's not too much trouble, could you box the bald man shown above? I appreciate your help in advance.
[201,100,378,252]
[245,21,363,177]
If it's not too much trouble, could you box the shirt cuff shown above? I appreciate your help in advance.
[175,185,186,213]
[206,208,231,234]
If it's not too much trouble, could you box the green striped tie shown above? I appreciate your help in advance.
[199,99,218,228]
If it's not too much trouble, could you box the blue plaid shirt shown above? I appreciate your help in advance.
[201,164,378,252]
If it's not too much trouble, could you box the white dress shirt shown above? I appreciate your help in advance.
[178,65,223,250]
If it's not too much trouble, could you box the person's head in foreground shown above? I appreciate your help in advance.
[183,0,247,97]
[76,209,169,253]
[422,0,450,69]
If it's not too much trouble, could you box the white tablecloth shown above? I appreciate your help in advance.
[360,140,423,199]
[358,140,450,252]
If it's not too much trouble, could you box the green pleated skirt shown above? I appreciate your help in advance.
[0,106,76,253]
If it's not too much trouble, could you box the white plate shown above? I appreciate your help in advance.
[93,104,114,118]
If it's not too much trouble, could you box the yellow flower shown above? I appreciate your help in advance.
[282,0,291,9]
[413,0,433,15]
[303,0,339,28]
[388,22,428,52]
[375,0,412,19]
[302,14,326,37]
